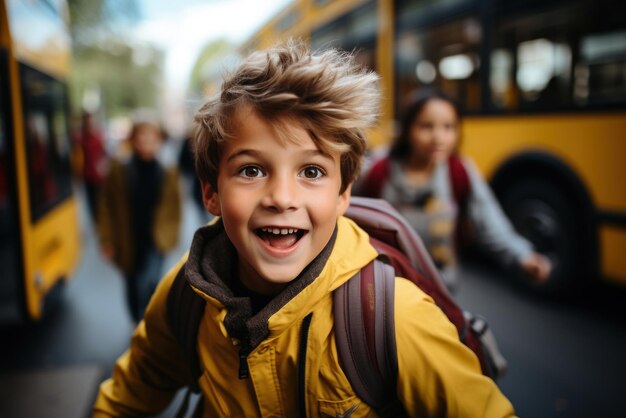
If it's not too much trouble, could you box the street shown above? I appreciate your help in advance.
[1,184,625,418]
[456,259,626,418]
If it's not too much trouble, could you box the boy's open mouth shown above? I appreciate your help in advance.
[256,227,306,249]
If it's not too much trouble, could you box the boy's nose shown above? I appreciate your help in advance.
[263,175,298,212]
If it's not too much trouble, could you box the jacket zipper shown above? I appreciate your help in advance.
[298,313,313,418]
[239,349,250,379]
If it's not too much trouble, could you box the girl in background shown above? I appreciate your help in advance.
[356,90,551,291]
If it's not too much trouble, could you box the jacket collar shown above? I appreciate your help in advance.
[184,216,377,350]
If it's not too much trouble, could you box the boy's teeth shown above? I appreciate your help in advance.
[262,228,297,235]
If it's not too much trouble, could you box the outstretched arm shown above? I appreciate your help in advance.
[463,158,551,280]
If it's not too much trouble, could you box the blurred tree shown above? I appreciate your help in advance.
[188,39,239,100]
[68,0,140,42]
[67,0,164,119]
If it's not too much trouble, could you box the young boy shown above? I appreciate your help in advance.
[97,118,181,323]
[93,41,515,417]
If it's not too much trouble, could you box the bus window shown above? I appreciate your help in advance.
[311,0,377,72]
[395,15,482,115]
[491,2,626,112]
[491,4,581,111]
[396,0,471,24]
[489,48,515,109]
[20,64,72,221]
[577,30,626,106]
[517,38,571,105]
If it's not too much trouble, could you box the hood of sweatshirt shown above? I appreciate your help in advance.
[183,216,377,352]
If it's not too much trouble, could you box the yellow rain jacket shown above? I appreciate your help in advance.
[93,216,515,417]
[97,158,181,276]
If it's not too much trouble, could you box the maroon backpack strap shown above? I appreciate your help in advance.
[334,259,406,417]
[448,154,471,207]
[361,157,391,198]
[448,154,473,248]
[344,196,504,378]
[346,196,444,287]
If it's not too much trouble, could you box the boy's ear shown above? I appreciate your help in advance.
[337,183,352,216]
[201,181,222,216]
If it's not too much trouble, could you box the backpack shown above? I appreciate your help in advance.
[166,196,507,417]
[360,154,470,204]
[359,154,473,250]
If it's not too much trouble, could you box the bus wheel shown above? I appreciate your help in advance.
[499,178,587,294]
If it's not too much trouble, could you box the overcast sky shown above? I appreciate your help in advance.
[134,0,292,89]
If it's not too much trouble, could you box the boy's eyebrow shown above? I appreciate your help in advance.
[225,149,261,163]
[226,148,334,163]
[300,149,335,162]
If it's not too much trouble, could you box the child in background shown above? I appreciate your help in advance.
[355,90,551,291]
[76,111,108,222]
[97,118,181,323]
[93,42,515,417]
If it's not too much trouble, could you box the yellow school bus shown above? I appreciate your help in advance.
[0,0,81,322]
[241,0,626,292]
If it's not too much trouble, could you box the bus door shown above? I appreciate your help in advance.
[0,48,23,322]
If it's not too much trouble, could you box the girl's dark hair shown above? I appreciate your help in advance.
[389,89,462,162]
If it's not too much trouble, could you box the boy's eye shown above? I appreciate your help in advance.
[299,166,325,179]
[239,165,264,178]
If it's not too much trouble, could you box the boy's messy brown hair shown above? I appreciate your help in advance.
[193,39,380,193]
